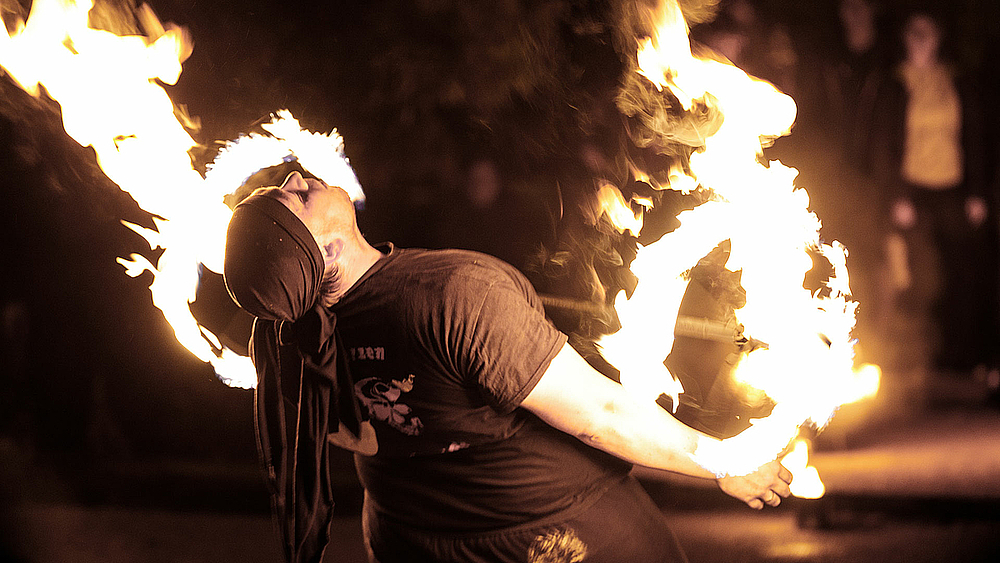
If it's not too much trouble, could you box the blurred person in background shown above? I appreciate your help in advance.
[824,0,895,177]
[884,10,992,383]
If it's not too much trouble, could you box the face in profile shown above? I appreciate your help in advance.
[253,171,356,244]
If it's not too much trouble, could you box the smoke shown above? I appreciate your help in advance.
[605,0,720,52]
[528,0,728,344]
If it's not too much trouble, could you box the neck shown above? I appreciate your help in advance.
[339,237,383,289]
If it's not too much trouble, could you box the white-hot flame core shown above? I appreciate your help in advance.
[1,0,363,389]
[783,439,825,499]
[205,110,365,208]
[596,183,644,237]
[598,0,878,480]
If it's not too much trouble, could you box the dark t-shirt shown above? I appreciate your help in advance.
[332,245,631,532]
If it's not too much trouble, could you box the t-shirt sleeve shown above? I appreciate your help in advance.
[460,273,568,414]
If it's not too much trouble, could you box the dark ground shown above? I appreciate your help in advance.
[4,375,1000,563]
[10,494,1000,563]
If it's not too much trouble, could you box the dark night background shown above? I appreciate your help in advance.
[2,0,1000,561]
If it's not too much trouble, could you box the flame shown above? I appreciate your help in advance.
[782,439,824,499]
[1,0,362,389]
[2,0,877,483]
[595,182,644,236]
[598,0,880,479]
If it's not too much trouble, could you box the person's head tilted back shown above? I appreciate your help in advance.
[225,168,377,317]
[223,172,327,321]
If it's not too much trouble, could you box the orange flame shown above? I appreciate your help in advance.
[2,1,879,493]
[1,1,363,388]
[598,0,879,486]
[595,182,644,236]
[782,438,824,499]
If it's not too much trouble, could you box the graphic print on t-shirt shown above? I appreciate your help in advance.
[356,374,423,436]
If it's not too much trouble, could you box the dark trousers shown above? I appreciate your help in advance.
[362,474,689,563]
[900,187,997,371]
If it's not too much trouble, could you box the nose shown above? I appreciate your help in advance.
[280,171,309,192]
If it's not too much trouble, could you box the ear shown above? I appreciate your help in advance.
[321,239,345,267]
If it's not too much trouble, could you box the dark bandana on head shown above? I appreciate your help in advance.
[224,193,363,563]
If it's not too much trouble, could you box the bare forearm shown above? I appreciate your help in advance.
[570,388,722,478]
[522,343,721,479]
[521,342,793,509]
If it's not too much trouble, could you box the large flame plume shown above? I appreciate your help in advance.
[598,0,879,482]
[0,0,363,389]
[2,0,876,492]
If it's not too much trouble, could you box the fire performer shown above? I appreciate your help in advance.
[223,169,791,563]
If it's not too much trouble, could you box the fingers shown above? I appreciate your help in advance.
[745,492,781,510]
[773,479,792,499]
[718,462,794,510]
[777,463,793,485]
[768,461,792,499]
